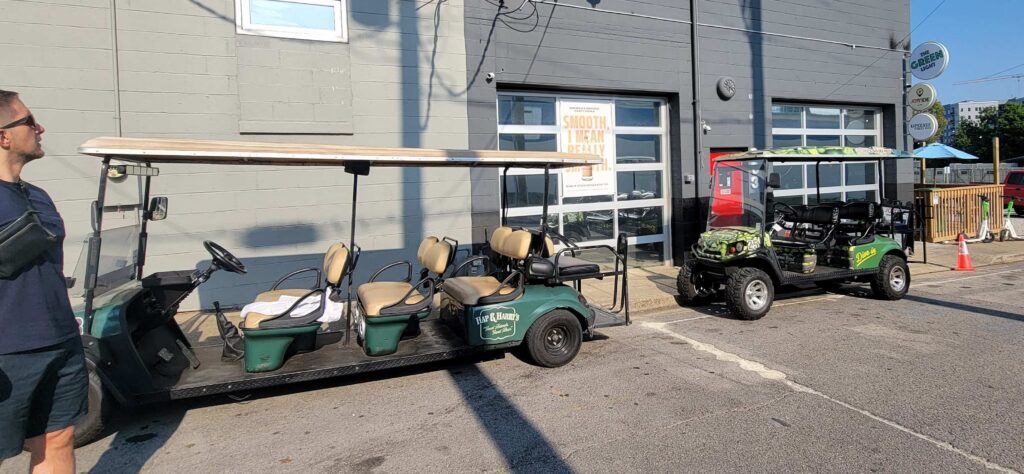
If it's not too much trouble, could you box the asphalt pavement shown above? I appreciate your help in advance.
[4,264,1023,473]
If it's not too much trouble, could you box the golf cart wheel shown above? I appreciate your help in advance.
[520,310,582,368]
[871,255,909,300]
[724,267,774,320]
[676,259,715,306]
[74,366,110,447]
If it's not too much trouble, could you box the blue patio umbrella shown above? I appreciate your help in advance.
[913,142,979,160]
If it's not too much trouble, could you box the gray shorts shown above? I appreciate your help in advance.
[0,337,88,459]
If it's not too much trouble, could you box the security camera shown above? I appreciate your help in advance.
[485,72,496,83]
[701,120,712,133]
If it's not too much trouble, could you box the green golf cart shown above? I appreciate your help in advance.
[69,137,629,446]
[677,146,916,320]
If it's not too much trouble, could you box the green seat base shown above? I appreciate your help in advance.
[241,324,320,373]
[360,311,428,356]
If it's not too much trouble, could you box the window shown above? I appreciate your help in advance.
[236,0,348,42]
[497,93,670,266]
[770,103,882,204]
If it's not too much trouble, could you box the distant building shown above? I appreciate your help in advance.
[942,100,1004,144]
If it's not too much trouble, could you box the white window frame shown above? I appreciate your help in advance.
[236,0,349,43]
[496,92,672,265]
[771,103,883,204]
[771,162,879,205]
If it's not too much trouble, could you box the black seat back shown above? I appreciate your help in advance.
[838,202,879,221]
[781,205,839,225]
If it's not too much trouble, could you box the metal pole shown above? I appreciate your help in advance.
[540,165,550,245]
[815,161,821,203]
[501,166,509,226]
[136,168,152,280]
[345,173,358,346]
[83,158,112,334]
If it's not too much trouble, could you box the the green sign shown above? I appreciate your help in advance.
[911,41,949,81]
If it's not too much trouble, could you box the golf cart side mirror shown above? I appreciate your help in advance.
[767,172,781,189]
[149,197,168,221]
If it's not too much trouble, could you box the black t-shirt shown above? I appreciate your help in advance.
[0,179,78,354]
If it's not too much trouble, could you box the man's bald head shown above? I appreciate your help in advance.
[0,90,19,124]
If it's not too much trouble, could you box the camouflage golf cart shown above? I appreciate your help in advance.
[677,146,915,320]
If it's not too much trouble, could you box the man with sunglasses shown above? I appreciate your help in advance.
[0,90,85,473]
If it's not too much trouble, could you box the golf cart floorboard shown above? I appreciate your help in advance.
[592,307,628,328]
[780,265,875,285]
[157,320,477,402]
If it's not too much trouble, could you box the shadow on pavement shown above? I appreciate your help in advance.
[903,294,1024,322]
[447,364,572,473]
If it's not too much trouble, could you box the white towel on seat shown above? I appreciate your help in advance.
[240,292,345,324]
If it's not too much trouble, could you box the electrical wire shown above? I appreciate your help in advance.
[823,0,947,100]
[528,0,908,52]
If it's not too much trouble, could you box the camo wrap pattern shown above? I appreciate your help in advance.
[694,227,772,261]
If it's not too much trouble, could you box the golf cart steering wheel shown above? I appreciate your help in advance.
[203,240,247,274]
[772,201,798,215]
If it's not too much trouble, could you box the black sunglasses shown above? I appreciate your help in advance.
[0,114,36,130]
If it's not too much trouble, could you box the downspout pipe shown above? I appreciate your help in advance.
[690,0,704,216]
[109,0,123,136]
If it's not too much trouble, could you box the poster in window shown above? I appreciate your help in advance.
[560,101,614,198]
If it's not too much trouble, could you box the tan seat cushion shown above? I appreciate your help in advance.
[241,311,278,329]
[357,281,426,317]
[255,288,314,303]
[443,276,516,306]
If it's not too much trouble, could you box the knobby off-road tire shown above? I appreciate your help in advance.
[871,255,910,300]
[676,259,714,306]
[520,310,583,368]
[74,366,110,447]
[724,267,774,320]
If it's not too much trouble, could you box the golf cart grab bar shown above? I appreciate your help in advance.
[550,242,630,314]
[369,261,413,283]
[481,270,523,301]
[378,277,436,316]
[270,267,322,291]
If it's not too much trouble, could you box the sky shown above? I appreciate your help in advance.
[911,0,1024,104]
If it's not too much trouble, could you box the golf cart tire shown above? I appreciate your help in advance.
[74,367,110,447]
[871,255,910,300]
[725,267,774,320]
[520,310,582,368]
[676,259,712,306]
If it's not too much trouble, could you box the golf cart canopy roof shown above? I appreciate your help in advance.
[78,137,601,169]
[720,146,913,162]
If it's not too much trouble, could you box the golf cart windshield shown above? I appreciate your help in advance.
[708,158,767,232]
[69,165,156,299]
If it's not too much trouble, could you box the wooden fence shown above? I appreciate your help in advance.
[914,184,1004,242]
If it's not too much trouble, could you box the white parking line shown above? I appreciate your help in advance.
[663,316,712,324]
[917,268,1022,287]
[775,295,845,307]
[644,322,1020,474]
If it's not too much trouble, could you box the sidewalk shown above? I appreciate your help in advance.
[583,238,1024,316]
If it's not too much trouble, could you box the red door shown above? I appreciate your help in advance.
[710,149,747,227]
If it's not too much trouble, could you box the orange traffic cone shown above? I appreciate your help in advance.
[955,233,975,271]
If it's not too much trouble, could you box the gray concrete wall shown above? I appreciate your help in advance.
[1,0,471,308]
[464,0,910,263]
